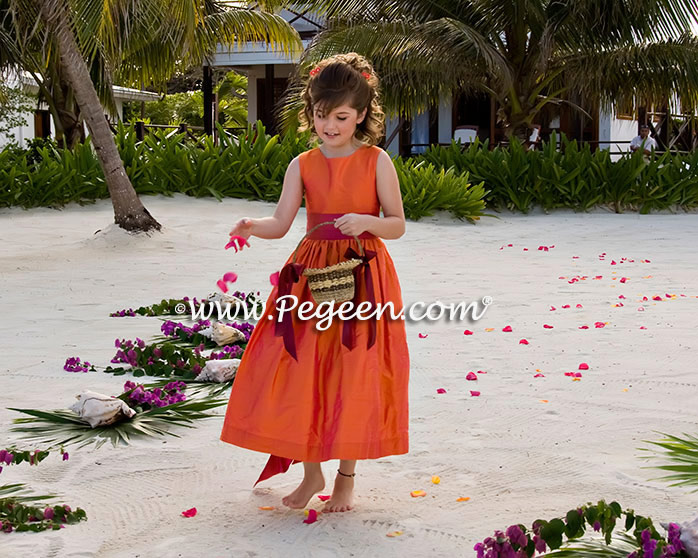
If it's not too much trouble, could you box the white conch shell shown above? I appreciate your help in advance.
[196,359,240,383]
[207,292,244,308]
[681,516,698,558]
[211,322,246,346]
[69,390,136,428]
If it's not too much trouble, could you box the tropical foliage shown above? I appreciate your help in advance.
[643,432,698,490]
[284,0,698,140]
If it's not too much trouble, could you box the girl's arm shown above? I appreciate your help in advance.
[232,157,303,240]
[335,150,406,239]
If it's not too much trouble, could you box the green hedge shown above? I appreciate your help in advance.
[418,134,698,213]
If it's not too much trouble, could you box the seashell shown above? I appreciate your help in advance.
[196,359,240,383]
[211,322,246,346]
[681,516,698,558]
[207,292,244,309]
[69,390,136,428]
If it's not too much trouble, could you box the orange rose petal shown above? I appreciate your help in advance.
[387,531,404,537]
[539,399,549,403]
[456,497,471,502]
[485,328,495,332]
[259,506,275,510]
[431,475,441,484]
[410,490,427,497]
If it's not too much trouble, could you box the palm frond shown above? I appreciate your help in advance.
[544,532,640,557]
[641,432,698,490]
[0,484,56,503]
[8,397,227,450]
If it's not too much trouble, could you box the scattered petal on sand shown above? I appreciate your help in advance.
[181,508,197,518]
[418,333,428,338]
[534,373,545,378]
[410,490,427,497]
[579,325,589,329]
[259,506,275,510]
[476,370,487,374]
[303,509,318,524]
[431,475,441,484]
[543,324,553,329]
[539,399,549,403]
[466,372,478,381]
[456,497,471,502]
[484,328,495,332]
[269,271,280,286]
[561,304,570,309]
[638,307,645,312]
[222,271,238,283]
[317,495,331,502]
[436,388,447,394]
[519,339,529,345]
[639,326,647,329]
[622,388,629,392]
[594,322,606,328]
[576,304,583,308]
[620,277,628,283]
[619,295,626,299]
[572,377,582,382]
[652,296,662,301]
[386,531,404,537]
[579,363,589,370]
[470,390,481,396]
[225,235,251,252]
[502,325,513,332]
[463,330,474,335]
[216,279,228,293]
[550,306,556,311]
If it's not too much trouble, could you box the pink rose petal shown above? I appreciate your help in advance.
[639,326,647,329]
[303,509,318,524]
[476,370,487,374]
[620,277,628,283]
[534,373,545,378]
[216,279,228,293]
[543,324,553,329]
[317,495,331,502]
[550,306,556,311]
[181,507,197,518]
[579,325,589,329]
[519,338,529,345]
[594,322,606,328]
[562,304,570,309]
[502,325,513,332]
[465,372,477,381]
[436,388,447,394]
[418,333,428,338]
[618,295,626,299]
[578,363,589,370]
[470,391,481,397]
[638,307,645,312]
[223,271,238,283]
[270,271,280,286]
[576,304,583,308]
[463,330,474,335]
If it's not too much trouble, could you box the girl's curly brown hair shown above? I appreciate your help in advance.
[298,52,385,146]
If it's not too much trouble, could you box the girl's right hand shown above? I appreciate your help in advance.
[229,218,254,240]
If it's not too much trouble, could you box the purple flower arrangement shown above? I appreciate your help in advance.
[123,381,187,409]
[0,448,67,474]
[208,345,243,360]
[109,291,262,319]
[474,502,688,558]
[63,357,94,373]
[160,318,254,344]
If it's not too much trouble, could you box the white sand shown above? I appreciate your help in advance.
[1,195,697,557]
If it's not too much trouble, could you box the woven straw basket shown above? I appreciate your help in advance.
[292,220,364,304]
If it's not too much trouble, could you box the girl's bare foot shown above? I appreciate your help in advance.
[322,472,354,512]
[281,474,325,509]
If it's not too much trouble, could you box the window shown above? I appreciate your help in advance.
[615,97,635,120]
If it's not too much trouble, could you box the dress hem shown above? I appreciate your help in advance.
[220,427,408,462]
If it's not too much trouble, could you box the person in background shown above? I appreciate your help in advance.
[630,124,657,156]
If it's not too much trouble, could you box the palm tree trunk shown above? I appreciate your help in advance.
[40,0,160,233]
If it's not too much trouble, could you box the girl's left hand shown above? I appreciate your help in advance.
[334,213,368,236]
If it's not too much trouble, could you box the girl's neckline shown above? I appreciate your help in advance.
[318,145,366,160]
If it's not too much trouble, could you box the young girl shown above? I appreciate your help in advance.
[220,52,410,513]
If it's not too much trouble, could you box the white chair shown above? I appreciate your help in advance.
[454,125,479,145]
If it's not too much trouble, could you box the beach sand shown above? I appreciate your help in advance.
[1,195,697,557]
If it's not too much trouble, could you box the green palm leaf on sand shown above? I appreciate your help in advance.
[8,397,226,450]
[641,432,698,490]
[544,532,639,557]
[0,484,56,504]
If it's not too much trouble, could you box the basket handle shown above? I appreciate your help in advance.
[291,220,364,264]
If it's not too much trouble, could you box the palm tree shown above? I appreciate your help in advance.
[4,0,302,232]
[281,0,698,142]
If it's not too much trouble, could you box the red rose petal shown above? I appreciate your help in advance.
[465,372,477,381]
[463,330,474,335]
[579,325,589,329]
[534,373,545,378]
[223,271,238,283]
[216,279,228,293]
[594,322,606,328]
[269,271,280,286]
[578,363,589,370]
[502,325,513,332]
[576,304,583,308]
[181,507,197,518]
[436,388,447,394]
[317,495,331,502]
[303,509,318,524]
[620,277,628,283]
[562,304,570,309]
[519,338,529,345]
[550,306,556,311]
[543,324,553,329]
[418,333,428,338]
[470,391,481,397]
[476,370,487,374]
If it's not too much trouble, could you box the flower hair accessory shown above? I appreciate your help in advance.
[361,71,371,80]
[309,66,321,77]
